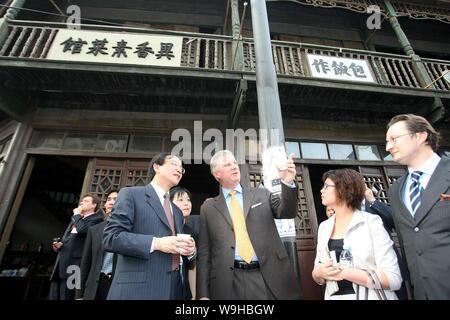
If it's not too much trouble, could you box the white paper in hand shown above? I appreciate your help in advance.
[261,145,287,194]
[318,245,339,296]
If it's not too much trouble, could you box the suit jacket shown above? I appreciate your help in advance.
[50,212,104,281]
[365,200,394,230]
[388,156,450,299]
[197,183,302,300]
[184,215,200,244]
[75,220,117,300]
[103,184,190,300]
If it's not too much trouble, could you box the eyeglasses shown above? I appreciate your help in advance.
[385,132,414,147]
[321,183,336,190]
[166,160,185,174]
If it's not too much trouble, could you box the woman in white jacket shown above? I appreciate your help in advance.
[312,169,402,300]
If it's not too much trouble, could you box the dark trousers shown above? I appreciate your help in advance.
[232,268,275,300]
[169,269,183,300]
[95,274,112,300]
[48,279,75,300]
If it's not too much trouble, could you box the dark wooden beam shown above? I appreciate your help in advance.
[0,85,27,122]
[0,59,242,81]
[80,7,223,27]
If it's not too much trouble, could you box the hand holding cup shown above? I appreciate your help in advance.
[176,233,195,256]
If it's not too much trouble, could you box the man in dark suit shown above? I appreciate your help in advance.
[197,150,302,300]
[48,193,104,300]
[75,190,118,300]
[362,186,394,229]
[103,153,196,300]
[363,186,408,300]
[386,114,450,300]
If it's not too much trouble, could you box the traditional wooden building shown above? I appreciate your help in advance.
[0,0,449,299]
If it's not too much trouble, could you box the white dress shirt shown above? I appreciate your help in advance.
[403,153,441,214]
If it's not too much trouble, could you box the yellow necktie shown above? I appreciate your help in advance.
[229,190,254,263]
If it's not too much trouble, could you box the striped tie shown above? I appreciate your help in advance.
[409,171,423,216]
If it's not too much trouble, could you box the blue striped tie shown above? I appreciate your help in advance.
[409,171,423,216]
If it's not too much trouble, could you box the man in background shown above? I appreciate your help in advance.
[48,193,103,300]
[76,190,118,300]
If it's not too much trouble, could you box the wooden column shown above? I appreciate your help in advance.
[230,0,244,70]
[383,0,445,123]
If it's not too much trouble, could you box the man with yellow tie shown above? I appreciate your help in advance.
[197,150,302,300]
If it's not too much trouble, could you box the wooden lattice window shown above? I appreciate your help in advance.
[125,160,152,187]
[91,168,122,198]
[89,159,153,206]
[295,172,312,237]
[360,168,390,205]
[385,167,407,187]
[359,166,392,204]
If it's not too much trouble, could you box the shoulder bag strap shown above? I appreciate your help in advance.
[364,215,388,300]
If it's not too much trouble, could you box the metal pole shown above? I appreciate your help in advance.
[250,0,301,290]
[250,0,284,149]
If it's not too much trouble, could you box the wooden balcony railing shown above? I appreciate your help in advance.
[0,21,449,91]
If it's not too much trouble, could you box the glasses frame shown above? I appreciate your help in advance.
[385,132,414,147]
[321,183,336,190]
[166,160,185,174]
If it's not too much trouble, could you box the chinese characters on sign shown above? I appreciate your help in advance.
[306,54,376,83]
[47,29,183,67]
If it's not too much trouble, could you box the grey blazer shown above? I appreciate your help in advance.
[388,156,450,299]
[103,184,189,300]
[197,183,302,300]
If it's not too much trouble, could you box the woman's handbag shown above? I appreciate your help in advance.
[356,269,388,300]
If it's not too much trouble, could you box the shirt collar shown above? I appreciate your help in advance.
[150,181,168,202]
[222,184,243,198]
[408,152,441,177]
[82,211,96,219]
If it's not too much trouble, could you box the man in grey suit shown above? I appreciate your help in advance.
[103,153,196,299]
[386,114,450,300]
[197,150,302,300]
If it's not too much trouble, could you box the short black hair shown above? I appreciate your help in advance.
[169,186,191,202]
[106,189,119,198]
[148,152,172,181]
